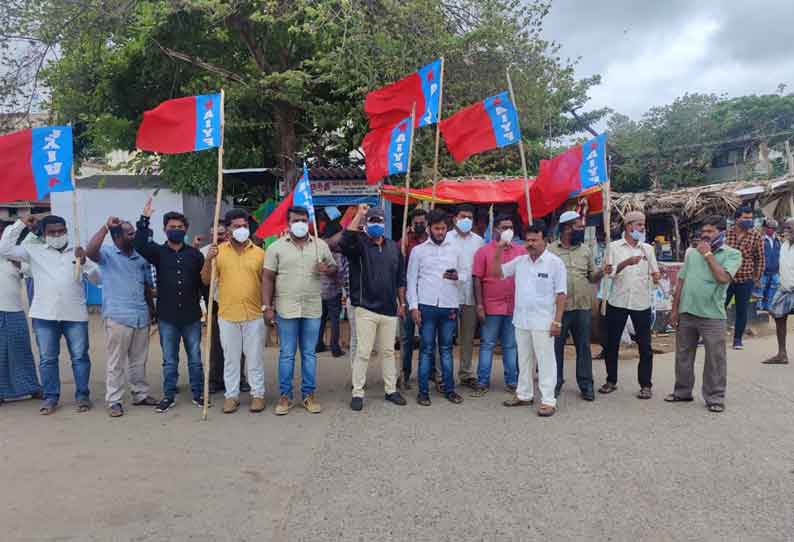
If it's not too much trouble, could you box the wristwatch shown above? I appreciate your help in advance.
[261,304,271,312]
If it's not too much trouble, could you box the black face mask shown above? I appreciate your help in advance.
[121,238,134,251]
[570,230,585,245]
[166,229,186,244]
[431,234,444,245]
[413,223,426,235]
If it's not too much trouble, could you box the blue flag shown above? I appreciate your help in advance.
[293,163,315,221]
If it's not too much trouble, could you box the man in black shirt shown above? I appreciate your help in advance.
[134,197,207,413]
[338,205,407,411]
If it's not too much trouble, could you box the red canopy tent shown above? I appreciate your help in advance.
[382,178,604,222]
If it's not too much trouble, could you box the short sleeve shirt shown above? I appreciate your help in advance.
[678,246,742,319]
[472,241,527,315]
[501,250,567,331]
[548,241,595,312]
[607,238,659,311]
[264,236,335,319]
[215,241,265,322]
[97,246,151,328]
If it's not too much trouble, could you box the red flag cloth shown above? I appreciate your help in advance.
[136,94,223,154]
[439,102,495,162]
[362,124,394,185]
[255,192,294,239]
[0,129,37,201]
[365,73,423,130]
[516,147,582,223]
[340,206,358,228]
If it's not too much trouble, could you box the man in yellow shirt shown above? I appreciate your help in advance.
[202,209,266,414]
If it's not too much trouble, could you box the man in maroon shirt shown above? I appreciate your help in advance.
[470,215,527,396]
[399,208,429,389]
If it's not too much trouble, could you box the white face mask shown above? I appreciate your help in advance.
[232,227,250,243]
[46,235,68,250]
[290,221,309,238]
[500,229,514,243]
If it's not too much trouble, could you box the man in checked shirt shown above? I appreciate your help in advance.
[725,206,765,350]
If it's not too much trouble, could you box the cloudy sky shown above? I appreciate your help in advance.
[543,0,794,120]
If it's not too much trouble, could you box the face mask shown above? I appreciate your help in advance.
[500,229,514,244]
[431,233,445,245]
[290,221,309,238]
[710,231,725,251]
[46,235,68,250]
[166,229,186,244]
[457,217,473,233]
[570,230,585,245]
[739,219,754,230]
[366,223,385,238]
[232,227,250,243]
[413,223,426,235]
[630,230,645,243]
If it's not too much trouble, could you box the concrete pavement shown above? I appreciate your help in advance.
[1,319,793,541]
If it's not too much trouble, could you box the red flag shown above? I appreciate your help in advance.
[439,102,495,162]
[365,60,441,129]
[136,94,222,154]
[517,149,582,224]
[361,119,413,184]
[255,192,294,239]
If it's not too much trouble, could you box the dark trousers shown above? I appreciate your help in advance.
[318,294,342,353]
[605,303,653,388]
[554,309,594,392]
[209,302,246,390]
[725,280,753,343]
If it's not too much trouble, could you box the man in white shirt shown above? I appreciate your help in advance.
[407,209,464,406]
[601,211,660,399]
[0,215,100,415]
[0,220,42,405]
[445,204,484,388]
[764,218,794,365]
[493,220,566,417]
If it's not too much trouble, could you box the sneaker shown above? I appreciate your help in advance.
[223,397,240,414]
[192,396,211,408]
[385,392,407,406]
[302,394,322,414]
[350,397,364,411]
[249,397,266,413]
[275,395,292,415]
[155,398,175,413]
[417,393,431,406]
[445,391,463,404]
[732,340,744,350]
[109,403,124,418]
[581,389,595,402]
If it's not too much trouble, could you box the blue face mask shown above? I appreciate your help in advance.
[457,217,473,233]
[739,219,754,230]
[630,230,645,243]
[366,223,385,238]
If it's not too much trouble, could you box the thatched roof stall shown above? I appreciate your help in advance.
[608,174,794,261]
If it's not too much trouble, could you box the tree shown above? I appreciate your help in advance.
[1,0,607,200]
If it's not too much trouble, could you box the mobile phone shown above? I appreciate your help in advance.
[445,268,457,274]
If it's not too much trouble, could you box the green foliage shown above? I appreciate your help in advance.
[609,91,794,192]
[2,0,606,199]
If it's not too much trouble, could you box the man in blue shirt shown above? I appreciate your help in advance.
[87,217,158,418]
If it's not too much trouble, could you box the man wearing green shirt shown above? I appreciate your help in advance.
[666,215,742,413]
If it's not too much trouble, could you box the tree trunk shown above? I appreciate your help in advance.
[274,103,299,189]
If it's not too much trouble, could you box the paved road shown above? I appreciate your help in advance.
[1,320,793,542]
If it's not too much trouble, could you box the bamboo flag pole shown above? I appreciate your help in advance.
[400,103,418,256]
[71,163,82,281]
[600,142,612,316]
[506,68,533,224]
[202,88,225,421]
[430,57,445,210]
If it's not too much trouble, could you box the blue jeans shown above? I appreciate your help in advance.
[554,309,594,392]
[158,319,203,401]
[401,315,440,379]
[725,280,754,343]
[32,319,90,402]
[277,316,320,399]
[476,314,518,388]
[418,304,457,396]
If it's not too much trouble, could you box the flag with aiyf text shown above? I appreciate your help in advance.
[362,117,414,185]
[365,60,441,130]
[540,132,608,197]
[136,93,222,154]
[0,126,73,202]
[255,164,315,239]
[439,91,521,162]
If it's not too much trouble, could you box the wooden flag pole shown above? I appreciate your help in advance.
[506,68,533,224]
[71,163,82,281]
[203,88,225,421]
[600,142,612,316]
[311,198,321,263]
[401,103,418,256]
[430,57,445,210]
